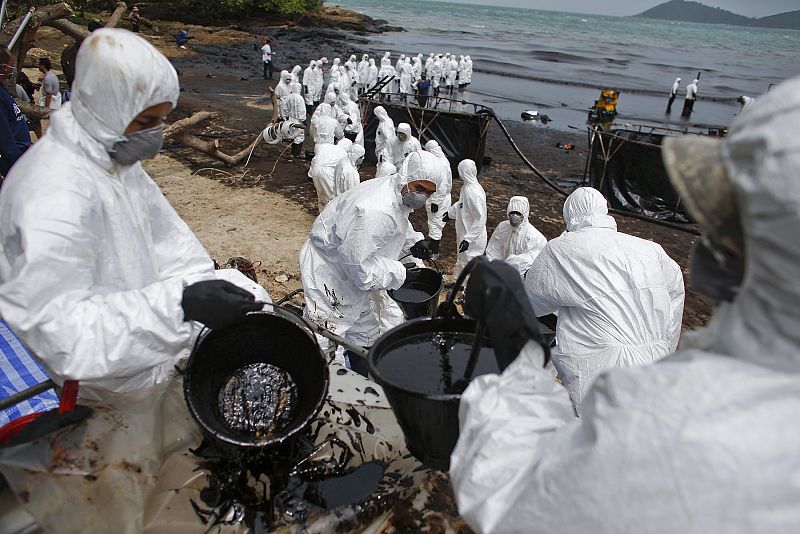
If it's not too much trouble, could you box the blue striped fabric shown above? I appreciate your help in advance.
[0,320,59,427]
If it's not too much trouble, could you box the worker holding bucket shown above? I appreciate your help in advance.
[299,151,443,373]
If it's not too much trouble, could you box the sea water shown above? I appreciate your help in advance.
[337,0,800,130]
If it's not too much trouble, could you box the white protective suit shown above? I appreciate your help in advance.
[447,159,487,275]
[524,187,684,412]
[339,93,363,146]
[465,55,473,83]
[333,143,365,198]
[310,103,344,148]
[670,76,681,97]
[447,57,459,89]
[451,77,800,534]
[394,55,405,91]
[299,151,442,350]
[274,69,292,119]
[429,56,442,90]
[378,58,395,96]
[302,60,319,106]
[345,65,359,101]
[308,139,351,210]
[366,58,378,90]
[390,122,422,169]
[0,29,269,400]
[311,61,324,103]
[373,105,396,164]
[686,78,699,100]
[399,59,413,96]
[423,140,452,241]
[485,196,547,276]
[357,54,370,92]
[329,57,341,86]
[284,83,306,146]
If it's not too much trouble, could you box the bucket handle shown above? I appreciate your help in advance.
[436,256,488,318]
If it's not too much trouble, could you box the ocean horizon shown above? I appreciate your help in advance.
[334,0,800,130]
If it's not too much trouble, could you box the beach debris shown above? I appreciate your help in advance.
[521,110,552,123]
[275,274,290,284]
[555,142,575,150]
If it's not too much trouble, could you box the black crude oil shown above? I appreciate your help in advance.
[218,363,298,437]
[375,332,499,395]
[390,287,431,303]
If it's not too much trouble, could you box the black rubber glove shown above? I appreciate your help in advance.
[410,239,432,260]
[428,239,440,255]
[430,203,439,213]
[458,240,469,253]
[182,280,264,330]
[464,260,550,370]
[442,212,451,223]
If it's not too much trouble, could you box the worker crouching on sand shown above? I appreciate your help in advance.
[523,187,684,414]
[0,29,268,400]
[299,151,443,374]
[450,77,800,534]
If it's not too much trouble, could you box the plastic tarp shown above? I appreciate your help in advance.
[0,363,469,533]
[360,99,491,175]
[590,129,692,223]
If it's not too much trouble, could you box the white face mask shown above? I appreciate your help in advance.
[110,124,164,166]
[402,190,428,210]
[509,213,524,227]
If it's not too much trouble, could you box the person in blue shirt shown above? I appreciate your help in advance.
[175,29,190,48]
[416,73,431,108]
[0,46,32,179]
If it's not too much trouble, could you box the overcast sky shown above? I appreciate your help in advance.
[432,0,799,18]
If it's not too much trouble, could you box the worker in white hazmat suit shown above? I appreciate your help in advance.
[310,103,344,149]
[523,187,684,413]
[308,139,351,211]
[666,76,681,113]
[333,142,365,198]
[444,159,487,275]
[390,122,421,170]
[485,196,547,277]
[339,92,363,146]
[274,69,293,119]
[302,60,319,112]
[423,140,452,258]
[682,78,699,118]
[284,82,307,158]
[373,105,396,164]
[299,151,442,372]
[366,58,378,91]
[357,54,370,94]
[451,76,800,534]
[378,58,396,100]
[329,57,341,86]
[399,58,413,102]
[464,55,473,84]
[311,60,324,105]
[0,29,268,400]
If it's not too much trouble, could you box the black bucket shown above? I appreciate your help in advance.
[387,267,443,319]
[184,310,329,449]
[367,317,496,471]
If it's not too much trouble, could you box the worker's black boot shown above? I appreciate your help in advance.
[291,142,303,159]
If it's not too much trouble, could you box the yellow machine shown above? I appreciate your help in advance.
[588,89,619,122]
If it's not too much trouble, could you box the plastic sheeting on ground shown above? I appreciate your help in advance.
[0,362,470,533]
[589,129,693,223]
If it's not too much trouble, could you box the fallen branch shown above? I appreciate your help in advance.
[45,18,89,42]
[163,111,220,138]
[105,2,128,29]
[164,111,263,167]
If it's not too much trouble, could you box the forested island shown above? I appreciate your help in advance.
[635,0,800,30]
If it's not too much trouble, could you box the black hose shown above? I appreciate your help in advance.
[478,109,701,236]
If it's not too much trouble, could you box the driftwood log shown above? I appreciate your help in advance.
[165,111,262,167]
